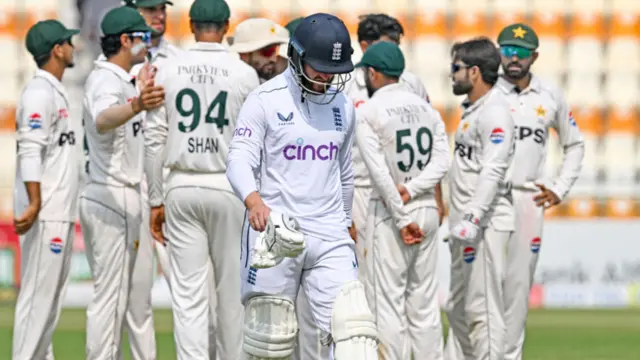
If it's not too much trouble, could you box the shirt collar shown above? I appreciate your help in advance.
[34,69,69,100]
[189,42,227,52]
[496,74,542,94]
[371,82,403,99]
[354,67,366,88]
[94,59,135,83]
[461,86,497,114]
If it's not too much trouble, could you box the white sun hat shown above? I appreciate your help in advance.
[228,18,289,54]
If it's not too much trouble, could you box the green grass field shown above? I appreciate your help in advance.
[1,306,639,359]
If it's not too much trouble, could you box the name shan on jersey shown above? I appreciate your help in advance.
[188,137,219,153]
[178,64,229,85]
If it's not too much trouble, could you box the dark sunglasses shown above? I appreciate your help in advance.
[500,46,532,59]
[56,37,73,47]
[451,63,470,73]
[259,45,278,57]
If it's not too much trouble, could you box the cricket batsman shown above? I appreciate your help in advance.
[354,41,449,360]
[496,24,585,360]
[12,19,79,360]
[144,0,259,358]
[79,6,164,359]
[345,13,444,284]
[227,13,379,360]
[444,37,515,360]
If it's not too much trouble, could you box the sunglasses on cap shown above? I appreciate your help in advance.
[500,46,532,59]
[129,31,152,45]
[258,44,278,58]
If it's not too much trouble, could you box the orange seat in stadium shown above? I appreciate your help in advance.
[414,11,451,108]
[530,12,566,81]
[565,197,600,218]
[449,12,488,43]
[566,106,603,195]
[605,13,640,73]
[604,198,638,218]
[567,11,605,74]
[602,106,639,194]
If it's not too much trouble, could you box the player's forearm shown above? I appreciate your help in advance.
[435,182,445,210]
[341,177,354,223]
[226,158,258,204]
[405,141,450,198]
[244,191,265,210]
[467,165,505,219]
[24,181,41,208]
[96,102,140,134]
[144,144,165,207]
[551,142,585,200]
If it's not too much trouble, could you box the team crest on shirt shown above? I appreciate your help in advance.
[489,128,505,144]
[462,122,469,132]
[531,237,541,253]
[28,113,42,129]
[332,107,343,131]
[134,240,139,250]
[50,237,63,254]
[277,112,294,126]
[463,247,476,263]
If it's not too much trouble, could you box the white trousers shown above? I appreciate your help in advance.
[444,226,511,360]
[12,221,74,360]
[79,184,141,360]
[366,201,444,360]
[165,186,243,360]
[504,190,544,360]
[241,222,359,360]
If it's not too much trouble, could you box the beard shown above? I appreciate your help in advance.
[452,80,473,95]
[503,62,530,80]
[364,72,376,97]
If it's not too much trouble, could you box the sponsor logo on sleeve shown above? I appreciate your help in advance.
[28,113,42,129]
[233,127,252,138]
[569,111,577,126]
[489,127,505,144]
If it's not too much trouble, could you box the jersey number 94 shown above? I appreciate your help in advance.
[175,88,229,134]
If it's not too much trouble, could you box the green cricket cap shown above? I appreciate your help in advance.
[285,17,303,36]
[189,0,231,23]
[497,23,539,50]
[26,20,79,58]
[101,6,155,36]
[355,41,405,77]
[127,0,173,8]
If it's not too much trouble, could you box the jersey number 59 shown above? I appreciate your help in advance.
[175,88,228,134]
[396,127,433,172]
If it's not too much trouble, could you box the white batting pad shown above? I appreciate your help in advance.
[331,281,379,359]
[251,212,305,269]
[243,296,298,359]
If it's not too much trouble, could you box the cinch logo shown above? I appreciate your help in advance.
[233,127,252,138]
[283,137,339,161]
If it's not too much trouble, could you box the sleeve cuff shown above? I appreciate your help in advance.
[549,184,566,202]
[19,157,42,182]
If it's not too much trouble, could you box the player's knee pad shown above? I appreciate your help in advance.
[243,295,298,359]
[331,280,378,359]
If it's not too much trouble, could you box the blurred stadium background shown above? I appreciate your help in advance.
[0,0,639,348]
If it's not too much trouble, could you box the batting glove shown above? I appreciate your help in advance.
[451,213,480,243]
[251,212,305,269]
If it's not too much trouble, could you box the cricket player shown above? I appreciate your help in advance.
[445,37,515,360]
[345,13,444,285]
[227,13,378,360]
[496,24,585,360]
[354,41,449,360]
[228,17,289,83]
[145,0,259,358]
[12,19,79,360]
[79,6,164,359]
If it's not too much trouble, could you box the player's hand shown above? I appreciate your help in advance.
[533,183,561,209]
[247,194,271,232]
[397,184,411,204]
[137,62,157,86]
[150,205,165,245]
[134,80,165,112]
[400,223,424,245]
[348,221,357,243]
[14,203,40,235]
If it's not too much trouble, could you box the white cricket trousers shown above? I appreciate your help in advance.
[504,189,543,360]
[294,186,371,360]
[444,226,511,360]
[12,221,74,360]
[366,201,444,360]
[165,186,243,360]
[79,184,141,360]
